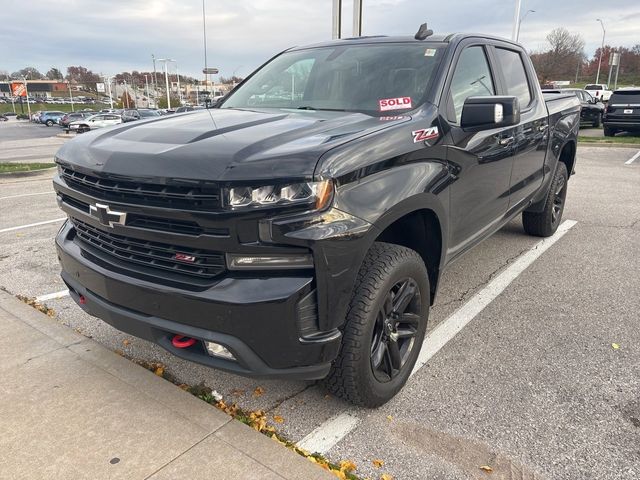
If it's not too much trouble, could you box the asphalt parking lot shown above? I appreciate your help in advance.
[1,129,639,479]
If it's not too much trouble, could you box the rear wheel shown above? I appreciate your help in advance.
[324,242,429,407]
[45,119,54,126]
[603,126,616,137]
[592,113,602,128]
[523,163,568,237]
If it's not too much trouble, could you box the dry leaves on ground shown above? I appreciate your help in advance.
[372,459,384,468]
[479,465,494,473]
[253,386,265,397]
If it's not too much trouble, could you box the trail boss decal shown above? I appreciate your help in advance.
[412,126,439,143]
[379,97,412,111]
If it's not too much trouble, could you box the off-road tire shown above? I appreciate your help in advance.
[523,162,568,237]
[324,242,430,407]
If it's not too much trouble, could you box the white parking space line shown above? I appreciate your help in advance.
[624,150,640,165]
[297,413,360,454]
[36,289,69,302]
[0,217,66,234]
[297,219,577,455]
[0,191,53,200]
[411,219,577,375]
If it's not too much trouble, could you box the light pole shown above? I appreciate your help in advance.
[595,19,606,84]
[511,0,522,41]
[157,58,175,109]
[145,75,150,107]
[332,0,342,39]
[21,76,32,118]
[352,0,363,37]
[516,9,535,42]
[202,0,209,93]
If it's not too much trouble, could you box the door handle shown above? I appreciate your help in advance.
[538,124,548,132]
[499,136,514,145]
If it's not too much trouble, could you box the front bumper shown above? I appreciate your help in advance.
[56,221,341,380]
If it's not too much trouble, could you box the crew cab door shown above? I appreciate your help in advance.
[491,46,547,209]
[440,43,514,259]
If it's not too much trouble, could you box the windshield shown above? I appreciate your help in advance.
[139,110,160,118]
[585,84,603,90]
[221,43,445,115]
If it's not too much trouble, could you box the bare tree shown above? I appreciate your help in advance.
[530,28,585,83]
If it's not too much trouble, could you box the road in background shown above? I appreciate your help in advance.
[0,146,638,479]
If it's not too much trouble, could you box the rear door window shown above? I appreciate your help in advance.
[495,48,532,109]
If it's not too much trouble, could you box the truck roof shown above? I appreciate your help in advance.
[289,33,523,51]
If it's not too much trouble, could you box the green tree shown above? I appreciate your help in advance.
[157,95,180,109]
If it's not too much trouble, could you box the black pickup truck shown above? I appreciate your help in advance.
[53,28,580,407]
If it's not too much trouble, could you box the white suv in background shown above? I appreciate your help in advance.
[585,84,613,102]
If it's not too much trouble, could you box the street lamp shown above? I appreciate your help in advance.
[103,75,114,109]
[516,9,535,42]
[595,19,606,84]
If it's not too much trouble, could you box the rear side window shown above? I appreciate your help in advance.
[585,85,601,90]
[609,91,640,106]
[495,48,532,108]
[449,46,495,123]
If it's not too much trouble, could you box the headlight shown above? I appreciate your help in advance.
[225,180,333,210]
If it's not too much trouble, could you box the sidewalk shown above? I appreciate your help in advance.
[0,289,333,480]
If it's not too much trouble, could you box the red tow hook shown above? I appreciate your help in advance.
[171,335,197,349]
[79,295,86,305]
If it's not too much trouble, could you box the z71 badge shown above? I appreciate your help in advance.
[412,126,439,143]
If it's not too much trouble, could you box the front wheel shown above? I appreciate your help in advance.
[324,242,430,407]
[523,162,568,237]
[45,120,54,126]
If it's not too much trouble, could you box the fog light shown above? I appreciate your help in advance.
[205,342,235,360]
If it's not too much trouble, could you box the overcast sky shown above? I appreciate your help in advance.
[1,0,638,79]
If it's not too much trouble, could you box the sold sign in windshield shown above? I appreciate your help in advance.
[379,97,412,111]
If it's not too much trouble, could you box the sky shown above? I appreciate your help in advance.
[1,0,639,80]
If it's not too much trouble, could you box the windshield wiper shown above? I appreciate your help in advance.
[296,106,347,112]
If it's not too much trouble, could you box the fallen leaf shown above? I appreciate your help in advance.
[373,459,384,468]
[273,415,285,424]
[154,366,164,377]
[122,339,131,346]
[253,386,265,397]
[231,388,245,396]
[612,343,620,350]
[386,415,393,421]
[381,474,394,480]
[479,465,493,473]
[339,460,357,472]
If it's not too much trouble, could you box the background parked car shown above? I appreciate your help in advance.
[59,112,97,128]
[121,108,161,122]
[68,113,122,133]
[584,83,612,102]
[543,89,604,127]
[0,114,8,122]
[39,111,66,126]
[603,87,640,137]
[175,106,205,113]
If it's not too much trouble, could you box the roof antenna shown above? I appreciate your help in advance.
[414,23,433,40]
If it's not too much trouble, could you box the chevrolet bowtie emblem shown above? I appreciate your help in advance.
[89,203,127,228]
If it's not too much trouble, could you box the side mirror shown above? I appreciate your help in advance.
[460,96,520,132]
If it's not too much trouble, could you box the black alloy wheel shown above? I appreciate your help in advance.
[370,278,421,382]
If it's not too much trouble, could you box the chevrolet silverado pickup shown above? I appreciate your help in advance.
[53,28,580,407]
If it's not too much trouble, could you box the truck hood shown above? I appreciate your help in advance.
[55,108,409,182]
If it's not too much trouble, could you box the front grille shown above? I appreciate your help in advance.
[60,166,221,211]
[71,219,225,279]
[59,193,214,236]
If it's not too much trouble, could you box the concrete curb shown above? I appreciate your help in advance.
[0,165,56,178]
[0,290,333,480]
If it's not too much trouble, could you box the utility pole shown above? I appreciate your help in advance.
[332,0,342,39]
[595,19,606,84]
[352,0,362,37]
[176,63,182,105]
[67,81,74,112]
[103,75,114,109]
[614,54,621,89]
[157,59,174,109]
[123,80,129,108]
[511,0,522,41]
[145,75,150,107]
[152,54,158,106]
[607,50,615,87]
